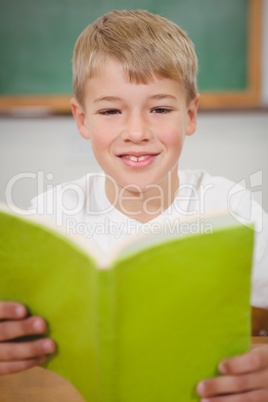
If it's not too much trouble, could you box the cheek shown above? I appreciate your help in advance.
[91,135,110,150]
[156,116,186,145]
[161,126,185,148]
[89,121,113,149]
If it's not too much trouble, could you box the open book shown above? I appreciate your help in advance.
[0,206,254,402]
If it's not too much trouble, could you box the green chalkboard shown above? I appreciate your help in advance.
[0,0,250,97]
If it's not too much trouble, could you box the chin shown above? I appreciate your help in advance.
[119,178,165,194]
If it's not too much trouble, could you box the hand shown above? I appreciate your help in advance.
[196,344,268,401]
[0,301,56,375]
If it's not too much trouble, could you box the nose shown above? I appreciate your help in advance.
[120,113,153,143]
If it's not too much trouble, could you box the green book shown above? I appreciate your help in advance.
[0,206,254,402]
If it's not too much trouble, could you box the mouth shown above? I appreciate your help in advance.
[117,152,159,168]
[121,155,153,162]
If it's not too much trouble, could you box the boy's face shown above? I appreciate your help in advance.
[72,58,199,197]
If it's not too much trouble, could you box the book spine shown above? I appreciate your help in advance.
[96,268,116,402]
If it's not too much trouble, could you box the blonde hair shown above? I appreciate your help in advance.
[73,10,198,106]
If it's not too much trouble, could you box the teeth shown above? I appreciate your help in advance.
[129,155,148,162]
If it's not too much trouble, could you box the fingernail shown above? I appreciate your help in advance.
[42,339,55,353]
[196,381,206,396]
[33,319,44,332]
[218,361,227,374]
[15,305,25,317]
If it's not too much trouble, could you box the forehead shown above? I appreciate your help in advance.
[85,58,186,102]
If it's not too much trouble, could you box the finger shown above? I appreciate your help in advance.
[0,316,47,342]
[0,338,56,361]
[0,302,27,320]
[219,345,268,375]
[197,369,268,397]
[0,355,48,375]
[200,389,268,402]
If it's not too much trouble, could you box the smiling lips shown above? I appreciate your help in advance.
[118,153,159,168]
[128,155,148,162]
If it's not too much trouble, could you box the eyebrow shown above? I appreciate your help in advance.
[94,96,122,103]
[94,94,177,103]
[149,94,177,101]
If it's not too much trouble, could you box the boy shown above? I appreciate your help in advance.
[1,10,268,401]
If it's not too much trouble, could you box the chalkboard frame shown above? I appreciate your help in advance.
[0,0,263,114]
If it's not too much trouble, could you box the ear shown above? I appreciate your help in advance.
[186,94,200,136]
[70,98,90,140]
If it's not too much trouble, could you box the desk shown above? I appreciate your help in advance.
[0,367,86,402]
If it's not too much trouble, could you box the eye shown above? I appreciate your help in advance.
[151,107,172,114]
[99,109,121,115]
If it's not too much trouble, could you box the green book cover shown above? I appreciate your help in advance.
[0,207,254,402]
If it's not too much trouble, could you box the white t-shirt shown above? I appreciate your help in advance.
[31,170,268,309]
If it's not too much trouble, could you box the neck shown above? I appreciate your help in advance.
[105,169,179,223]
